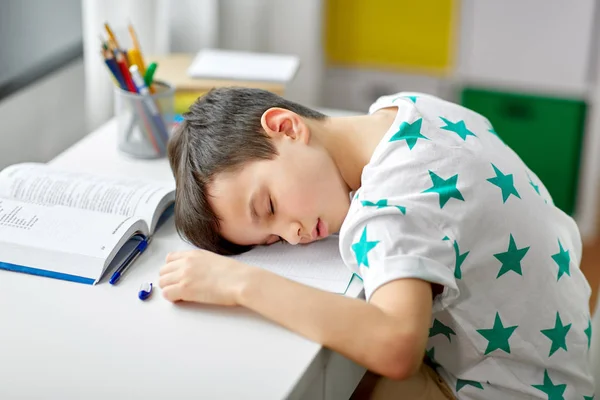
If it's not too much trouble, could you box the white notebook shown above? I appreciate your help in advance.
[231,236,354,294]
[187,48,300,83]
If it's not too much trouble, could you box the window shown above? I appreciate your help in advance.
[0,0,82,99]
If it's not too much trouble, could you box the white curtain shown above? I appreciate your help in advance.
[81,0,324,131]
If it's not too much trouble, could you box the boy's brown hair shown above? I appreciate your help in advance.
[167,87,326,255]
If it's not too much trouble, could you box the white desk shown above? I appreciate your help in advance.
[0,116,366,400]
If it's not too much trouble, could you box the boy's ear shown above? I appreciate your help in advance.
[261,108,309,143]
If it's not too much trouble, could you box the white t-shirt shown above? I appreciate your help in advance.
[339,93,594,399]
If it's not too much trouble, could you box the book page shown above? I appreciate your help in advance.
[231,236,353,294]
[0,163,174,230]
[0,198,146,280]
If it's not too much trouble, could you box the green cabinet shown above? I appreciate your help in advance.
[461,88,586,215]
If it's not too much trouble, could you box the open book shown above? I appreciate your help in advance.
[0,163,174,285]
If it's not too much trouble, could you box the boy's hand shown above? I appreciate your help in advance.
[158,250,250,306]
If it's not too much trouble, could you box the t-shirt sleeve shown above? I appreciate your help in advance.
[340,204,460,309]
[340,96,470,308]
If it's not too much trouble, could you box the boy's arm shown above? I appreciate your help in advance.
[159,250,432,379]
[238,266,432,379]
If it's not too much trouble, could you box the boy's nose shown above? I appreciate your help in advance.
[283,222,303,245]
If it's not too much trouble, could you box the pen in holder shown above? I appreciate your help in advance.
[114,80,175,159]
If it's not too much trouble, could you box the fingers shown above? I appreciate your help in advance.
[159,261,179,276]
[162,249,211,276]
[161,284,182,302]
[158,263,184,302]
[165,251,183,263]
[159,256,190,276]
[160,250,213,304]
[158,271,180,289]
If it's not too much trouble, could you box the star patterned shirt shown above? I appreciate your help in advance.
[339,93,594,399]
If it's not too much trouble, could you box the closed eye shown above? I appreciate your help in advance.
[268,197,284,244]
[269,197,275,215]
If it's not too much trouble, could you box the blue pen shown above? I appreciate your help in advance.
[109,237,149,285]
[104,56,127,90]
[129,65,170,144]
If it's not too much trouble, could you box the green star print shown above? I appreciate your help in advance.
[528,173,541,195]
[551,239,571,281]
[487,164,521,203]
[425,347,441,370]
[389,118,428,150]
[423,170,464,209]
[351,227,379,268]
[541,312,571,356]
[393,95,418,103]
[361,199,387,208]
[361,199,406,214]
[453,240,469,279]
[439,117,477,141]
[584,395,595,400]
[585,319,592,349]
[476,312,518,355]
[493,234,530,278]
[532,369,567,400]
[456,379,484,392]
[429,319,456,342]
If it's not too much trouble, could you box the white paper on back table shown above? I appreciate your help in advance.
[187,48,300,83]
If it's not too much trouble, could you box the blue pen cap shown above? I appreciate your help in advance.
[138,282,153,300]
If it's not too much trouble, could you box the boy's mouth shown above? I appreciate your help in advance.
[311,219,321,240]
[312,218,328,240]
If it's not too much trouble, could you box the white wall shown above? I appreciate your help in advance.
[217,0,267,52]
[215,0,325,106]
[0,59,86,170]
[169,0,218,52]
[264,0,325,107]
